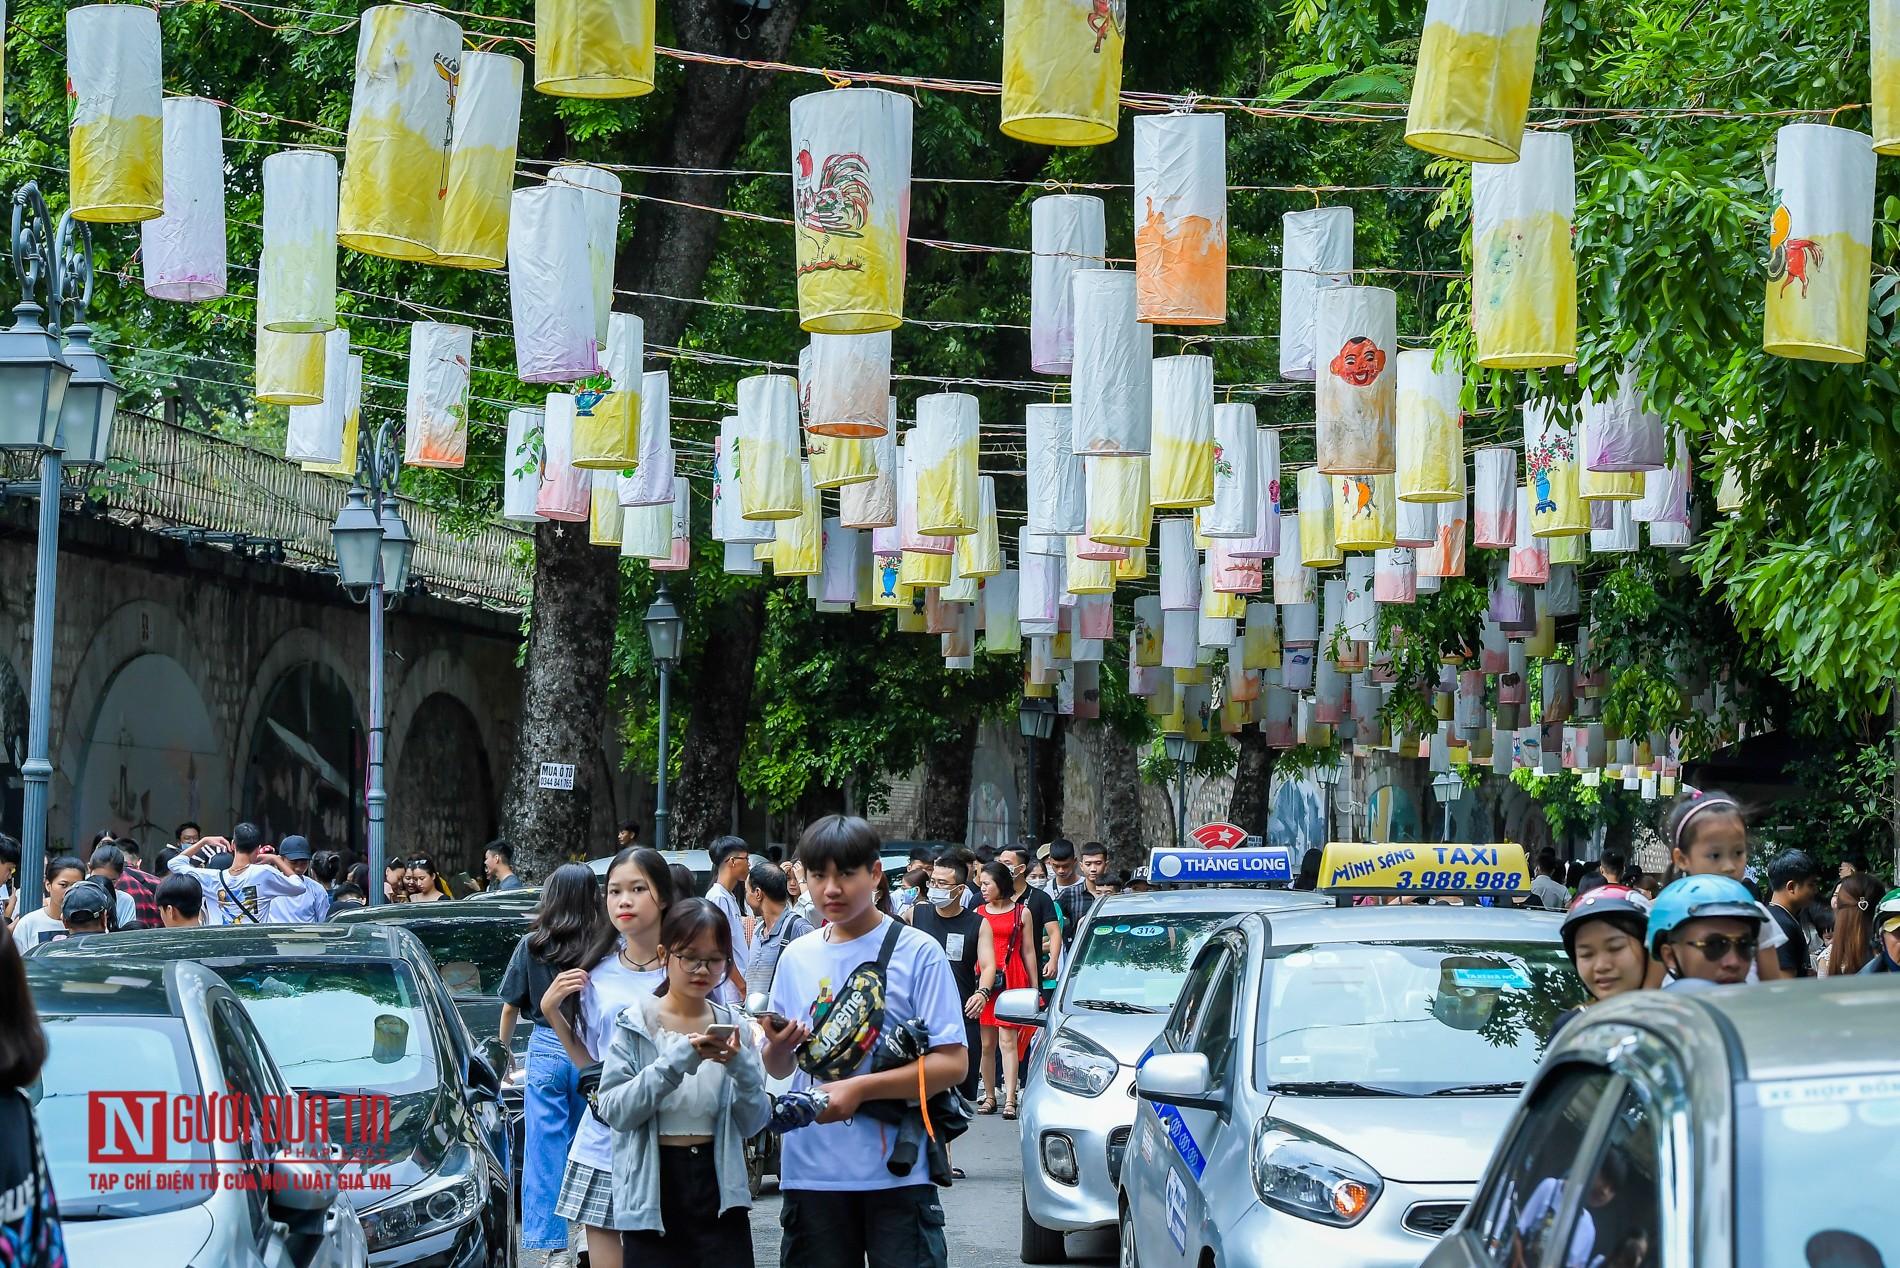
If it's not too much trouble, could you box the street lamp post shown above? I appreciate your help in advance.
[1430,771,1464,842]
[328,421,414,906]
[1163,734,1200,850]
[643,585,683,852]
[1,183,117,909]
[1017,697,1056,846]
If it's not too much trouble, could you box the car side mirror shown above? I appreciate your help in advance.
[993,987,1045,1028]
[1136,1053,1221,1112]
[266,1154,341,1216]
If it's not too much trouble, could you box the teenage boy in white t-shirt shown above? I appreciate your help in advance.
[764,815,968,1268]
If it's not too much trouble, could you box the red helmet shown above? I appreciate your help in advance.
[1560,884,1652,963]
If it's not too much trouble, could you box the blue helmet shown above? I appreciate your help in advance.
[1646,874,1763,955]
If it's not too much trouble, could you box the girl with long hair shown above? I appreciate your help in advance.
[597,899,771,1267]
[405,856,454,901]
[1649,790,1784,984]
[500,863,611,1256]
[1,923,66,1265]
[975,859,1036,1119]
[540,848,675,1268]
[1823,872,1883,977]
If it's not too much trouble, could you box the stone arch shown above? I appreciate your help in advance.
[229,628,365,853]
[387,691,497,883]
[384,647,504,810]
[230,628,367,816]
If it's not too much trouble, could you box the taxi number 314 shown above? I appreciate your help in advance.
[1397,870,1523,890]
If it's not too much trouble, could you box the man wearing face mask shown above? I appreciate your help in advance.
[908,855,986,1106]
[891,844,938,919]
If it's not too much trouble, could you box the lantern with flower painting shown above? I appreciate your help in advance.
[1315,286,1398,474]
[535,0,655,96]
[338,5,462,261]
[435,51,522,269]
[1031,196,1107,372]
[1202,404,1258,538]
[1524,402,1587,536]
[67,4,164,222]
[1765,123,1876,363]
[404,322,473,469]
[1133,113,1226,325]
[1152,355,1216,508]
[1001,0,1123,146]
[791,88,913,334]
[1471,130,1576,367]
[143,98,226,301]
[1404,0,1544,163]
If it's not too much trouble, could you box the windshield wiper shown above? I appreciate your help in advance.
[1266,1080,1409,1097]
[1074,999,1159,1014]
[1424,1082,1525,1096]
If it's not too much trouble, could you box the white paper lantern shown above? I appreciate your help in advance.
[1031,195,1107,374]
[1151,355,1216,508]
[1765,123,1877,363]
[286,327,352,465]
[1472,446,1519,547]
[1231,429,1283,560]
[956,477,1004,579]
[508,183,600,383]
[1396,349,1465,501]
[535,0,655,97]
[911,394,980,536]
[820,517,859,602]
[840,407,899,528]
[67,4,164,223]
[1418,497,1468,578]
[713,418,774,545]
[548,164,622,348]
[142,98,226,301]
[985,571,1022,653]
[1632,431,1690,525]
[1315,285,1398,474]
[573,313,642,468]
[738,374,803,520]
[537,392,591,521]
[791,88,913,334]
[621,371,674,506]
[1201,403,1259,538]
[1396,496,1438,548]
[338,5,462,261]
[1019,530,1062,628]
[436,51,524,270]
[1583,366,1663,475]
[1590,499,1638,553]
[260,150,338,333]
[1133,113,1227,326]
[1471,130,1576,369]
[1159,518,1200,611]
[1072,270,1155,455]
[622,495,669,560]
[1027,403,1086,537]
[1405,0,1545,163]
[807,332,891,437]
[1273,543,1315,606]
[1509,487,1550,583]
[724,540,764,576]
[1084,454,1151,548]
[656,476,694,571]
[1375,547,1417,604]
[304,355,365,479]
[403,322,473,469]
[504,407,547,523]
[1280,207,1353,380]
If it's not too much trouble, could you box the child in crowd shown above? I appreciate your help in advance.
[1649,791,1784,984]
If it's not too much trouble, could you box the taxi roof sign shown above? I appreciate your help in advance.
[1189,822,1249,849]
[1149,846,1293,885]
[1317,842,1531,898]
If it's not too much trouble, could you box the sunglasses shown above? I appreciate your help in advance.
[1678,935,1757,961]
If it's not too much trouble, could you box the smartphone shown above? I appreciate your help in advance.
[704,1023,738,1042]
[746,993,790,1029]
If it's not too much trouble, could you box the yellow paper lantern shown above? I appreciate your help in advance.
[67,5,164,223]
[435,51,523,269]
[1875,0,1900,153]
[1472,130,1575,368]
[900,548,953,588]
[1083,454,1151,547]
[1065,536,1116,595]
[590,473,624,547]
[1297,468,1343,568]
[1115,547,1148,581]
[956,476,1003,579]
[1765,123,1876,363]
[1548,529,1585,566]
[260,150,339,333]
[1151,355,1216,508]
[535,0,656,97]
[404,321,474,469]
[774,463,823,577]
[738,374,803,519]
[338,5,462,260]
[985,572,1023,653]
[1133,113,1226,325]
[1396,349,1465,502]
[1335,474,1397,551]
[1525,401,1587,537]
[1000,0,1123,146]
[255,294,325,407]
[1404,0,1544,164]
[791,88,913,334]
[808,432,876,490]
[911,393,980,536]
[573,312,642,468]
[1315,286,1398,475]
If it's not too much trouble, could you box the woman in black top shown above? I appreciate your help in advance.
[0,923,66,1267]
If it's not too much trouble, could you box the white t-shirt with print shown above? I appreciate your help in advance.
[705,883,752,976]
[768,916,968,1192]
[165,855,305,925]
[10,908,63,950]
[567,954,665,1173]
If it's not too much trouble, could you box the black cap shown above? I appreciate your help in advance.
[278,835,312,861]
[61,879,111,922]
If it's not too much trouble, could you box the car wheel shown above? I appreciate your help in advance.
[1021,1191,1069,1264]
[1119,1203,1139,1268]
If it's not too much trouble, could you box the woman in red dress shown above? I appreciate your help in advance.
[976,860,1037,1119]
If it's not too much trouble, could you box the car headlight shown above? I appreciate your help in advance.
[1044,1028,1119,1098]
[1250,1122,1382,1227]
[358,1142,483,1251]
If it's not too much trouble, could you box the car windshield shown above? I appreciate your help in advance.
[32,1016,213,1218]
[1063,913,1231,1013]
[213,960,440,1097]
[1736,1074,1900,1268]
[392,919,521,996]
[1253,941,1583,1095]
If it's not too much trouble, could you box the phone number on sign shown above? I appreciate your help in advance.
[1395,870,1523,890]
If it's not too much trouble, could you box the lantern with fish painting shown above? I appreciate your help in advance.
[142,98,226,301]
[1472,446,1518,547]
[1280,207,1352,380]
[1335,474,1397,551]
[1315,286,1398,474]
[286,328,352,465]
[1396,349,1464,501]
[620,371,674,506]
[260,151,338,332]
[536,0,654,97]
[1404,0,1545,163]
[1133,113,1226,325]
[840,409,898,528]
[536,392,591,522]
[573,313,641,468]
[337,5,462,261]
[548,165,621,347]
[67,4,164,222]
[1525,401,1587,536]
[404,322,473,469]
[739,375,803,520]
[1471,130,1575,367]
[1031,195,1107,373]
[1765,123,1876,363]
[1072,270,1154,454]
[1000,0,1124,146]
[503,408,545,524]
[1151,355,1216,508]
[911,394,980,536]
[791,88,913,334]
[1298,469,1342,569]
[508,183,599,382]
[1084,455,1151,548]
[436,51,523,269]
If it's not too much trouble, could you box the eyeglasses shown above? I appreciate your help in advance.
[1679,934,1757,961]
[672,954,728,973]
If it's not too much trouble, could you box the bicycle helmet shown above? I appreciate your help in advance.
[1645,874,1763,956]
[1560,884,1652,962]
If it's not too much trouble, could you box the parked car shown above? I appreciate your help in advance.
[25,955,367,1268]
[33,924,516,1268]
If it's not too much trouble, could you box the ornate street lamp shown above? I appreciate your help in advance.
[1163,733,1201,850]
[1017,696,1056,845]
[644,585,683,851]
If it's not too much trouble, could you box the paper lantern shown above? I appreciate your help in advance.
[1632,431,1690,525]
[807,332,892,438]
[548,164,622,347]
[1591,500,1638,553]
[1336,475,1397,551]
[590,473,624,547]
[621,371,674,506]
[1397,497,1438,548]
[535,0,655,97]
[809,432,876,490]
[1375,547,1417,604]
[1199,404,1259,538]
[1272,537,1313,605]
[774,464,823,577]
[653,478,693,571]
[899,444,956,555]
[1525,401,1587,536]
[337,5,462,261]
[622,496,668,560]
[286,328,352,465]
[1072,270,1155,455]
[1027,403,1086,537]
[1396,349,1465,501]
[985,572,1022,653]
[1472,446,1518,547]
[537,393,591,521]
[1878,0,1900,153]
[1084,455,1151,548]
[1297,469,1342,568]
[1509,487,1550,583]
[260,151,338,333]
[1649,519,1692,549]
[1549,531,1585,566]
[1000,0,1123,146]
[1418,497,1468,578]
[820,517,858,603]
[67,5,164,222]
[1210,540,1263,595]
[1019,531,1062,629]
[1151,356,1216,508]
[1066,537,1115,595]
[726,541,764,576]
[404,322,474,468]
[1158,519,1200,611]
[1280,207,1353,380]
[1404,0,1544,163]
[713,419,774,545]
[1315,286,1398,474]
[1031,196,1107,373]
[503,408,546,523]
[791,88,913,334]
[1575,400,1642,504]
[1341,563,1376,643]
[255,296,325,406]
[143,98,226,301]
[956,477,1003,579]
[1133,113,1227,325]
[507,184,600,383]
[572,313,642,468]
[1229,429,1282,560]
[840,410,898,528]
[739,375,803,519]
[1471,130,1576,368]
[902,545,953,590]
[1765,123,1877,363]
[1159,611,1196,668]
[911,394,980,536]
[304,355,364,479]
[1115,547,1148,581]
[436,52,523,269]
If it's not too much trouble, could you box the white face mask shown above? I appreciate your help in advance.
[927,886,956,907]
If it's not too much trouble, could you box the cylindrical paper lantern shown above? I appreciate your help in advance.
[1210,540,1263,595]
[1583,366,1663,473]
[841,411,898,528]
[1472,446,1518,547]
[809,432,876,490]
[899,444,955,555]
[1158,518,1199,611]
[1000,0,1123,146]
[1065,537,1115,595]
[1019,531,1062,628]
[1151,355,1216,508]
[1632,432,1690,525]
[1084,455,1151,547]
[956,477,1004,579]
[623,497,669,560]
[1315,286,1398,474]
[1649,520,1692,550]
[1396,349,1465,501]
[1028,403,1086,537]
[508,183,599,382]
[1115,547,1148,582]
[436,51,523,269]
[1397,496,1438,548]
[286,327,352,464]
[260,150,338,332]
[807,332,891,437]
[535,0,655,97]
[255,291,325,406]
[143,98,226,300]
[548,164,622,347]
[590,472,624,548]
[1525,401,1587,536]
[67,5,164,222]
[1072,270,1155,454]
[573,312,642,467]
[1471,130,1576,368]
[1202,405,1259,539]
[337,5,462,260]
[537,393,591,521]
[1296,469,1342,568]
[822,517,860,603]
[791,88,913,334]
[1375,547,1417,603]
[1590,499,1638,553]
[985,572,1022,654]
[774,464,823,577]
[902,546,954,590]
[1715,419,1747,514]
[404,322,473,468]
[714,419,774,545]
[622,371,674,506]
[1404,0,1545,163]
[1765,124,1877,363]
[1133,113,1227,325]
[1335,474,1397,551]
[1575,392,1642,502]
[504,407,546,523]
[1420,497,1467,578]
[1230,430,1284,561]
[911,394,980,536]
[1280,207,1353,380]
[653,477,693,571]
[305,355,365,479]
[1031,196,1107,373]
[1509,487,1550,583]
[739,375,803,519]
[726,541,764,576]
[1273,533,1314,606]
[1548,531,1585,566]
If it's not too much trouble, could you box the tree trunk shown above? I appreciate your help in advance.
[501,0,808,878]
[670,589,766,850]
[1031,718,1067,844]
[918,721,978,844]
[1072,721,1142,872]
[1227,730,1273,839]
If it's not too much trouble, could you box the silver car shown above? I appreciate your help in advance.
[26,955,367,1268]
[1421,973,1900,1268]
[1120,903,1578,1268]
[1000,886,1330,1263]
